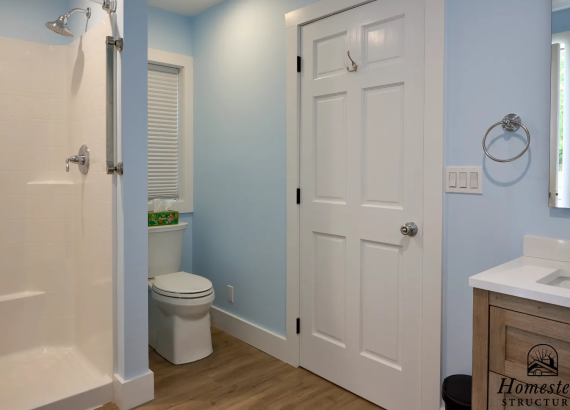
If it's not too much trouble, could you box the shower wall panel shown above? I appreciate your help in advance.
[0,22,114,379]
[0,37,75,355]
[68,20,114,378]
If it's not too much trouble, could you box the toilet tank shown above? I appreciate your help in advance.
[148,222,188,278]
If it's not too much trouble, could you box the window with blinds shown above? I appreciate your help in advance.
[148,63,180,201]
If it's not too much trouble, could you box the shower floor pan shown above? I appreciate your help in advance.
[0,347,113,410]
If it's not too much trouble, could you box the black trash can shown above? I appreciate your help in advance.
[442,375,471,410]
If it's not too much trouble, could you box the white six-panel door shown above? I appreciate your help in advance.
[299,1,424,409]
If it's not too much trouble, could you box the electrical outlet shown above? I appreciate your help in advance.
[227,285,234,303]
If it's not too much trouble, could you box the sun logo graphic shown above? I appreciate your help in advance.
[527,344,558,377]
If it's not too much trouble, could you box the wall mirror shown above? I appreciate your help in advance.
[550,1,570,207]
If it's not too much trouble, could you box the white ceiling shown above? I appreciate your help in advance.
[149,0,226,17]
[553,0,570,12]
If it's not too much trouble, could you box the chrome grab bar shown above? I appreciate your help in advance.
[106,36,123,175]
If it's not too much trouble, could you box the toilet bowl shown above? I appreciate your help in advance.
[147,223,215,365]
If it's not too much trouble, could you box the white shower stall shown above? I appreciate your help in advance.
[0,16,114,410]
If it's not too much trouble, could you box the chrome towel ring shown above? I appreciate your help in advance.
[482,113,530,163]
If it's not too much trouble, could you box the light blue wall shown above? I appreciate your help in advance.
[443,0,570,378]
[191,0,319,337]
[180,214,193,272]
[0,0,110,45]
[148,7,193,56]
[189,0,570,373]
[0,2,182,49]
[68,0,109,38]
[117,0,150,381]
[553,8,570,34]
[0,0,75,44]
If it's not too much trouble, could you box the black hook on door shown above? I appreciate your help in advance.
[347,51,358,72]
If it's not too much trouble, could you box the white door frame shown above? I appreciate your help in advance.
[284,1,445,408]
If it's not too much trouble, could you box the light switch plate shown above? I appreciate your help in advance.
[446,167,483,194]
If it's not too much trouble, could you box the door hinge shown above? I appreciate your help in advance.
[297,56,301,73]
[296,318,300,334]
[296,188,301,204]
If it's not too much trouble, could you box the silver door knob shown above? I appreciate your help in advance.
[400,222,418,237]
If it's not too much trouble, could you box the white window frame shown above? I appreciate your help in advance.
[147,49,194,213]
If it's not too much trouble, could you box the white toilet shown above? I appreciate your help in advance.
[148,222,215,365]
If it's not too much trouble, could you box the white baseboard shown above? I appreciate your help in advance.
[210,307,289,364]
[113,370,154,410]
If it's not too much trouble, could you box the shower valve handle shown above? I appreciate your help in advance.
[65,155,85,172]
[65,145,90,175]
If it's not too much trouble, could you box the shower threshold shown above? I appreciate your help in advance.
[0,347,113,410]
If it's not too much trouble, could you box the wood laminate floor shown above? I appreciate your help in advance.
[100,327,382,410]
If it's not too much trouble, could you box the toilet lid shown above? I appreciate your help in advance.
[153,271,213,294]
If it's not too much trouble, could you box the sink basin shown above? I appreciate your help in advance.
[538,269,570,289]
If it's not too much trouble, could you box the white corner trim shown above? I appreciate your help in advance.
[421,0,445,409]
[113,370,154,410]
[210,307,289,364]
[147,49,194,214]
[285,0,375,28]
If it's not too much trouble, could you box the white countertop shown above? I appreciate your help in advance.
[469,236,570,308]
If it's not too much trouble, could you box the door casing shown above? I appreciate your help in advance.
[284,0,445,409]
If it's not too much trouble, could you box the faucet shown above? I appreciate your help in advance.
[66,155,86,172]
[65,145,90,175]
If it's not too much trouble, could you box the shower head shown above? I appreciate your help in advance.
[45,15,73,37]
[45,8,91,38]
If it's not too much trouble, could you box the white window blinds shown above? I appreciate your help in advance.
[148,63,180,201]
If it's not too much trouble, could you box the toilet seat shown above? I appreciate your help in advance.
[151,288,215,307]
[152,271,213,299]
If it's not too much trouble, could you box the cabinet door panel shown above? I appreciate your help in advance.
[489,307,570,399]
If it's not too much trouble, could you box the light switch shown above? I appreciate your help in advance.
[449,172,457,188]
[446,167,482,194]
[469,172,478,189]
[458,172,468,188]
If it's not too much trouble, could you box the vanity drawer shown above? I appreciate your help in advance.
[489,307,570,399]
[488,371,568,409]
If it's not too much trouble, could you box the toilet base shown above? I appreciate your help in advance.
[148,286,215,365]
[155,313,213,365]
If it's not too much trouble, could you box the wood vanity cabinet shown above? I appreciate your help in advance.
[472,289,570,410]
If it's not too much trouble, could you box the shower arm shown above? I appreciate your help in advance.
[86,0,117,14]
[65,8,92,21]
